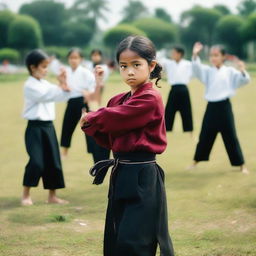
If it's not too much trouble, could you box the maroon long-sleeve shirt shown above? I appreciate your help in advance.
[81,82,167,154]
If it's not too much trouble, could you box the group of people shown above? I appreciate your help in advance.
[162,42,250,174]
[20,34,251,256]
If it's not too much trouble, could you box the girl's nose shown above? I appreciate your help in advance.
[128,69,134,75]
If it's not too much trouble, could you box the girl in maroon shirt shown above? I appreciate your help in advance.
[80,36,174,256]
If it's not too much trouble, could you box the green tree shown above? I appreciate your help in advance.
[0,10,16,48]
[19,0,66,46]
[242,12,256,41]
[70,0,109,30]
[63,22,94,47]
[0,48,20,63]
[180,6,222,49]
[121,0,148,23]
[237,0,256,16]
[213,4,231,15]
[133,18,177,49]
[216,15,245,56]
[155,8,172,22]
[104,24,146,50]
[8,15,43,51]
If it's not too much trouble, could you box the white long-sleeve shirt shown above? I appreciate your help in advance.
[192,57,250,102]
[161,58,193,85]
[23,76,74,121]
[66,65,96,98]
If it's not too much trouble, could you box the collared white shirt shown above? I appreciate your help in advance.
[161,58,193,85]
[23,76,72,121]
[66,65,96,98]
[192,57,251,102]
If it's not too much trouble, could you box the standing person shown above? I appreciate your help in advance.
[189,42,250,174]
[60,48,97,159]
[162,46,194,134]
[84,49,111,163]
[22,49,74,206]
[80,36,174,256]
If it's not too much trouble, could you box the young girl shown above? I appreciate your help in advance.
[189,42,250,174]
[60,48,96,158]
[22,49,74,206]
[80,36,174,256]
[162,46,194,135]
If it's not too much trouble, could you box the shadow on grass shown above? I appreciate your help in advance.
[0,197,20,210]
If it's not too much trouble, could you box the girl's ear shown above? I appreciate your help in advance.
[30,65,36,73]
[149,60,157,73]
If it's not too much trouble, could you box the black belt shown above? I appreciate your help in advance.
[28,120,53,126]
[89,152,156,185]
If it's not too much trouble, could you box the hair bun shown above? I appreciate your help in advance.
[150,62,162,86]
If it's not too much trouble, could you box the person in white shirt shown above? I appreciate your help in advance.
[189,42,250,174]
[60,48,110,163]
[162,46,194,134]
[22,49,73,206]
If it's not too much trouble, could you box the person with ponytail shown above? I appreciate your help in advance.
[80,36,174,256]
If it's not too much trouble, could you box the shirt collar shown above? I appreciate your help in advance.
[133,82,153,96]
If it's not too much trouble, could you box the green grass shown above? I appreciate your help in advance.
[0,71,256,256]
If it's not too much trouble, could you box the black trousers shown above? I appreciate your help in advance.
[61,97,110,163]
[104,152,174,256]
[61,97,89,148]
[194,99,245,166]
[23,121,65,189]
[165,84,193,132]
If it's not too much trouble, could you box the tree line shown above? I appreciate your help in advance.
[0,0,256,63]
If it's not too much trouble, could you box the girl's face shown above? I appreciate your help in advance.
[119,49,156,91]
[209,48,226,68]
[30,59,49,79]
[68,51,82,70]
[171,49,182,62]
[91,52,102,64]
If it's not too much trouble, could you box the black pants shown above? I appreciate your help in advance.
[61,97,110,163]
[61,97,89,148]
[194,99,244,166]
[165,84,193,132]
[23,121,65,189]
[104,152,174,256]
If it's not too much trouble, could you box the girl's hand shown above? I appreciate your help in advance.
[236,60,246,73]
[58,68,70,91]
[80,108,88,127]
[58,67,66,84]
[193,42,203,57]
[94,65,104,85]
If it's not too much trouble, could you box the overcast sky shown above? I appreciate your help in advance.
[1,0,242,29]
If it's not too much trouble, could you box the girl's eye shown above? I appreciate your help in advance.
[134,64,141,67]
[120,65,127,69]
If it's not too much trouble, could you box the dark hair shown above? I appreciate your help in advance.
[116,35,162,86]
[90,49,103,57]
[67,47,83,58]
[25,49,49,75]
[173,45,185,56]
[210,45,226,56]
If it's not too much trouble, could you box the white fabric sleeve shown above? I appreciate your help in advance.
[230,67,251,89]
[191,56,210,85]
[84,69,96,93]
[24,81,71,103]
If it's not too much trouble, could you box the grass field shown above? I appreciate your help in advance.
[0,70,256,256]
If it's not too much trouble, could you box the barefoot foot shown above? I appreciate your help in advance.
[186,161,198,171]
[21,197,33,206]
[241,165,250,175]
